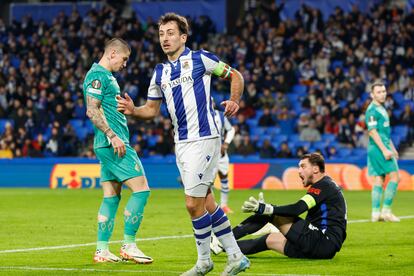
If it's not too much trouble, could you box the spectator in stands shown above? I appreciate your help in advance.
[295,146,307,158]
[45,127,60,156]
[276,142,293,158]
[297,113,310,133]
[337,117,356,148]
[259,139,276,159]
[258,107,276,127]
[400,104,414,145]
[258,88,275,108]
[300,120,321,142]
[236,135,256,156]
[236,114,250,136]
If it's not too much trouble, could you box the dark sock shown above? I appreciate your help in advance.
[232,215,272,239]
[237,234,270,255]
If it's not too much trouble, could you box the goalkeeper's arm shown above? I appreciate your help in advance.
[271,200,308,217]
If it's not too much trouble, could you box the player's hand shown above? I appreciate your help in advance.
[110,136,126,157]
[116,93,135,115]
[392,149,399,159]
[221,143,229,156]
[221,100,239,117]
[258,192,265,203]
[242,196,274,215]
[382,149,394,160]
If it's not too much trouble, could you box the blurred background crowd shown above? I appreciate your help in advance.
[0,1,413,160]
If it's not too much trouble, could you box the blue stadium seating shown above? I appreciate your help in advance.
[69,119,84,130]
[75,127,89,140]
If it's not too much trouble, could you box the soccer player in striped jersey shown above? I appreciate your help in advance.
[117,12,250,276]
[212,99,236,214]
[365,81,400,222]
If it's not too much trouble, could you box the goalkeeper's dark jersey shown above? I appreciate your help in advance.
[306,176,347,248]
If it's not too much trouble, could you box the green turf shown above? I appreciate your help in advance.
[0,188,413,275]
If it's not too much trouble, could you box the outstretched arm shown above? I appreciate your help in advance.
[242,193,313,217]
[86,96,125,157]
[116,93,161,120]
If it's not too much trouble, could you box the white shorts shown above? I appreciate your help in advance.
[175,138,220,197]
[215,152,229,175]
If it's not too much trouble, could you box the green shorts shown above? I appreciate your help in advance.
[367,147,399,176]
[95,145,145,183]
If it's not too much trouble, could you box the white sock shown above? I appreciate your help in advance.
[221,178,229,205]
[192,212,212,262]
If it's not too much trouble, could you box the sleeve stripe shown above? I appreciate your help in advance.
[300,194,316,209]
[147,96,163,100]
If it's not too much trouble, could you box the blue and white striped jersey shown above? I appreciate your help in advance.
[148,47,221,143]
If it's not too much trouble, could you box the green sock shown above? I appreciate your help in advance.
[383,181,398,210]
[124,190,150,244]
[97,195,121,250]
[371,185,383,213]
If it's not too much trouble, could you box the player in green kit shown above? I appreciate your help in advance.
[83,38,153,263]
[365,81,400,222]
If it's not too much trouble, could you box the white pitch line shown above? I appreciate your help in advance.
[0,266,321,276]
[348,215,414,224]
[1,216,413,255]
[0,234,193,254]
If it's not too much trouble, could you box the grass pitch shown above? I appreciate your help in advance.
[0,188,413,275]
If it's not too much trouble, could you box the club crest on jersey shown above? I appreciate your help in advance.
[183,61,190,69]
[91,79,101,89]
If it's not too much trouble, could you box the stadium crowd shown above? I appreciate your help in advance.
[0,2,413,159]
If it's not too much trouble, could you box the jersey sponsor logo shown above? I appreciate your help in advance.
[165,75,194,89]
[50,164,101,189]
[308,187,321,195]
[91,79,101,89]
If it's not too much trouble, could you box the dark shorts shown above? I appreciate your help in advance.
[284,218,339,259]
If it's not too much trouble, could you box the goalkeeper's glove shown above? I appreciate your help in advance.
[242,194,274,215]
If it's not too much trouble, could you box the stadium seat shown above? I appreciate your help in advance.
[75,127,89,141]
[337,147,352,158]
[279,119,295,134]
[69,119,84,130]
[393,125,408,141]
[292,84,307,95]
[322,134,337,143]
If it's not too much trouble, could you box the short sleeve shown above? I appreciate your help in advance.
[223,116,232,132]
[306,185,328,205]
[147,66,163,100]
[84,73,106,101]
[200,49,221,74]
[365,108,378,131]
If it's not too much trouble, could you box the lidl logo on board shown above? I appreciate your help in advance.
[50,164,101,189]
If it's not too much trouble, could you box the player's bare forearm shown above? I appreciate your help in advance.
[229,69,244,103]
[86,96,116,138]
[368,129,387,152]
[131,100,161,120]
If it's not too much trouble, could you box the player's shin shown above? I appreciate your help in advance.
[383,181,398,210]
[97,195,121,250]
[192,212,213,264]
[123,190,150,243]
[237,234,269,255]
[210,206,243,260]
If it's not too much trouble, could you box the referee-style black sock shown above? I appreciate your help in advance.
[237,234,270,255]
[232,214,272,239]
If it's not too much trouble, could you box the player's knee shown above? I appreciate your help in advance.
[98,214,109,222]
[186,201,204,217]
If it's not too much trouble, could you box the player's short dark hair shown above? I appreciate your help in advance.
[158,13,189,35]
[371,81,385,92]
[301,153,325,173]
[104,38,131,53]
